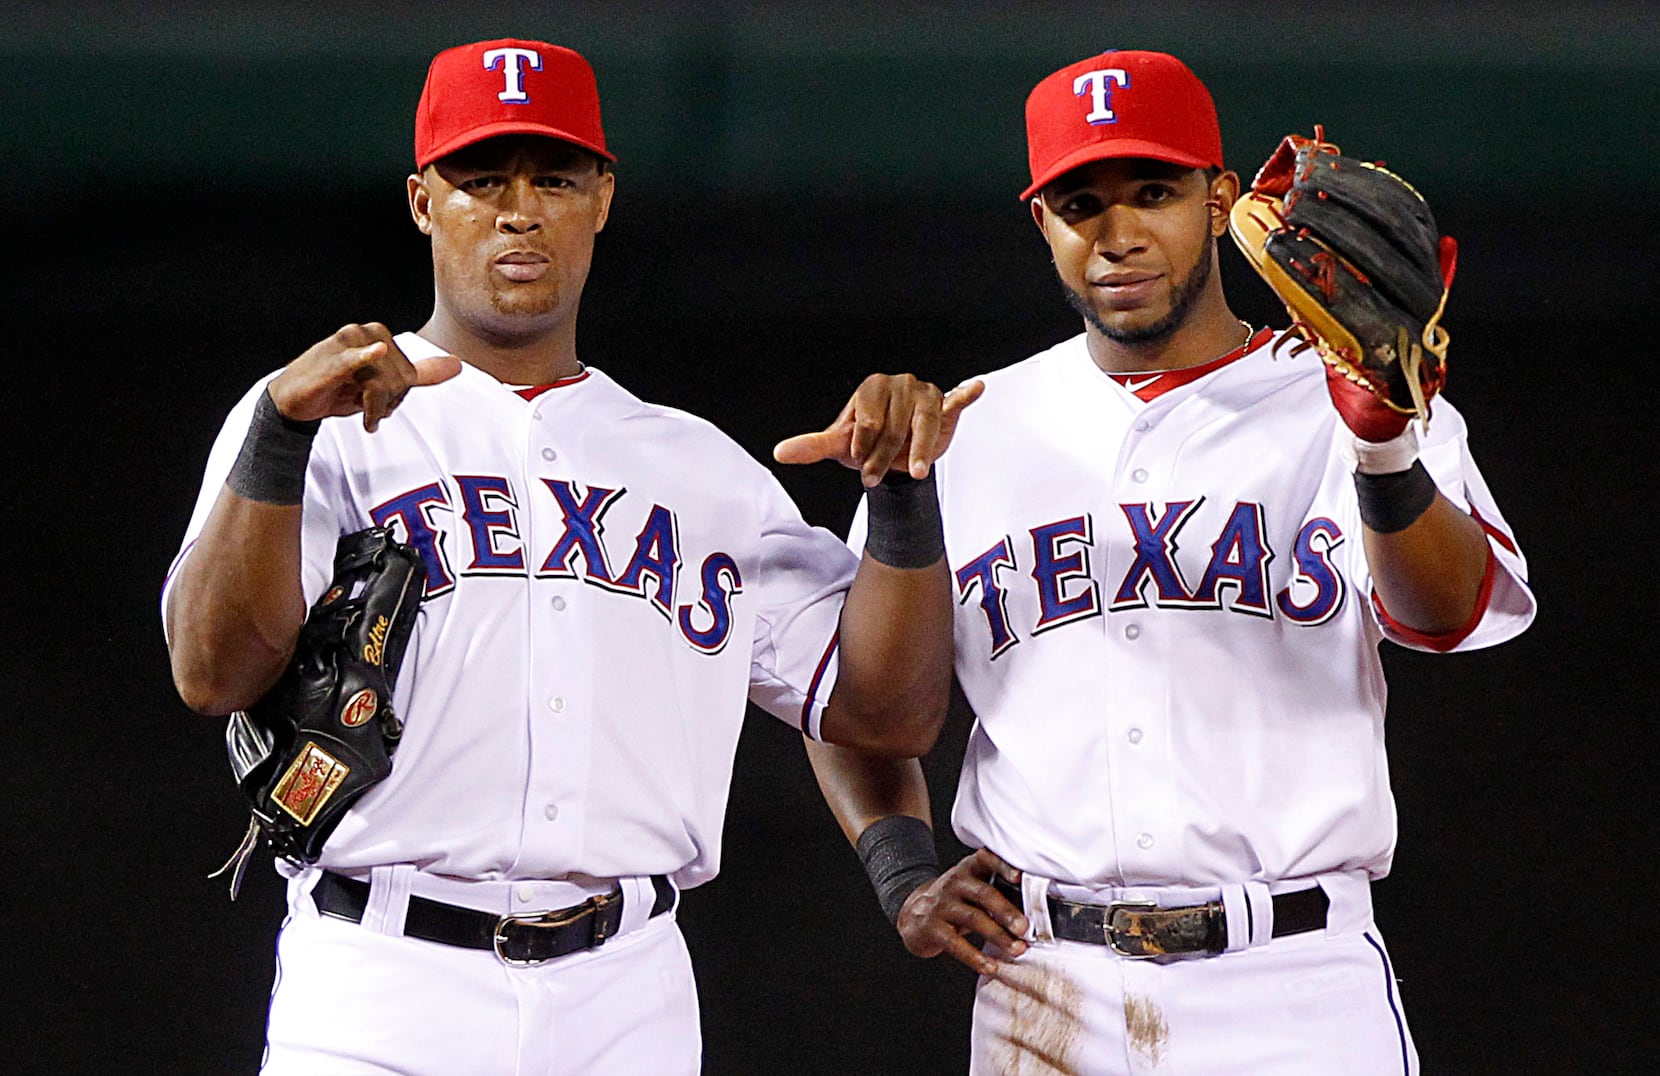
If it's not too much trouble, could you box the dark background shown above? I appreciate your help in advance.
[7,2,1656,1072]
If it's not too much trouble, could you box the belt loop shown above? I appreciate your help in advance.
[1219,884,1250,952]
[1019,872,1055,944]
[615,876,655,938]
[363,864,415,937]
[1220,881,1275,951]
[1245,881,1274,947]
[291,867,324,920]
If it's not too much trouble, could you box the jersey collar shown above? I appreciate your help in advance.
[513,369,592,400]
[1106,327,1276,402]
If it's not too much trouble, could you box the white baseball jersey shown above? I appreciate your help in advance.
[860,329,1534,889]
[165,332,855,890]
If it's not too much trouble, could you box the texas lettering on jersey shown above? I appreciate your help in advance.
[955,497,1348,657]
[371,474,742,654]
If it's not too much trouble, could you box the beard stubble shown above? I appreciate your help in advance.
[1058,237,1215,347]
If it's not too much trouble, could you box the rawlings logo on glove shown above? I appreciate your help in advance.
[1228,127,1457,441]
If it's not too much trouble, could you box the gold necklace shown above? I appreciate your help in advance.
[1116,320,1256,378]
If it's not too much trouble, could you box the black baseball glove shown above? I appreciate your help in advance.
[213,526,424,896]
[1228,127,1458,438]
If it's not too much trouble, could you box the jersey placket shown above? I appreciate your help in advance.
[515,390,592,870]
[1101,395,1183,882]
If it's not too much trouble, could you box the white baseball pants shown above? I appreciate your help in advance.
[971,872,1418,1075]
[260,868,700,1075]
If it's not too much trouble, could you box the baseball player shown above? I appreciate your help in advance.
[809,50,1535,1074]
[163,39,974,1074]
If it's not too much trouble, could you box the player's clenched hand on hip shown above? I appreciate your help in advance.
[773,374,985,487]
[269,322,463,433]
[898,848,1030,977]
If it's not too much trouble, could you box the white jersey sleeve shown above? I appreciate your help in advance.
[1328,398,1533,650]
[161,376,347,632]
[1337,399,1536,653]
[745,475,856,741]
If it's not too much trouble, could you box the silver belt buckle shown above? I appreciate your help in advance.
[1103,898,1161,958]
[492,890,616,967]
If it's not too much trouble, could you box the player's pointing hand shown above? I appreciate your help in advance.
[268,322,463,433]
[773,374,985,487]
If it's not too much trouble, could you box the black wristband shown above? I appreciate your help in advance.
[226,387,320,506]
[1354,459,1437,533]
[863,471,945,569]
[855,814,942,926]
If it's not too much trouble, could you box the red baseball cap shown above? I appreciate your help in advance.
[414,39,614,170]
[1021,50,1222,201]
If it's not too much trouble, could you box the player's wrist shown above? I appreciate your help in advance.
[863,471,945,569]
[1335,424,1437,532]
[1337,422,1420,476]
[1340,425,1436,533]
[1353,461,1437,533]
[227,386,321,506]
[855,814,942,926]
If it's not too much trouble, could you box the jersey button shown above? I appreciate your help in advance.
[516,884,535,902]
[1124,624,1141,640]
[544,803,560,821]
[548,696,566,713]
[1131,468,1149,483]
[551,596,567,611]
[1133,420,1152,432]
[1136,832,1154,849]
[1127,727,1143,744]
[541,447,558,462]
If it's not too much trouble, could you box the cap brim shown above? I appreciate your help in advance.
[1019,139,1214,201]
[419,120,616,171]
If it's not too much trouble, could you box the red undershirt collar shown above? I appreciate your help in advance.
[1106,327,1276,402]
[513,368,592,401]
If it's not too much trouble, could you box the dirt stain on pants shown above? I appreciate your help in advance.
[977,962,1084,1075]
[1124,993,1169,1069]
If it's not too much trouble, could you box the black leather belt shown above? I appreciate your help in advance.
[313,872,675,966]
[993,875,1328,958]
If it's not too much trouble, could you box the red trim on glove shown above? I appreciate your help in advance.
[1370,544,1496,652]
[1437,236,1459,290]
[1326,361,1412,442]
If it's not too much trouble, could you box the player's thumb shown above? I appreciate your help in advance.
[944,379,986,415]
[413,354,464,386]
[772,430,838,465]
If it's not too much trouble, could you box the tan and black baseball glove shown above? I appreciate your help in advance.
[1229,127,1458,441]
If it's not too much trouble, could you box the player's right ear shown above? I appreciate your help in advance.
[407,173,434,235]
[1029,196,1050,238]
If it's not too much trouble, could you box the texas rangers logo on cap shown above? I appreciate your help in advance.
[1020,50,1223,201]
[482,45,542,104]
[414,38,616,170]
[1074,67,1131,126]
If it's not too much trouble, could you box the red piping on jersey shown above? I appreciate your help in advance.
[1108,328,1276,402]
[801,630,841,740]
[515,370,592,400]
[1370,544,1497,653]
[1468,503,1517,555]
